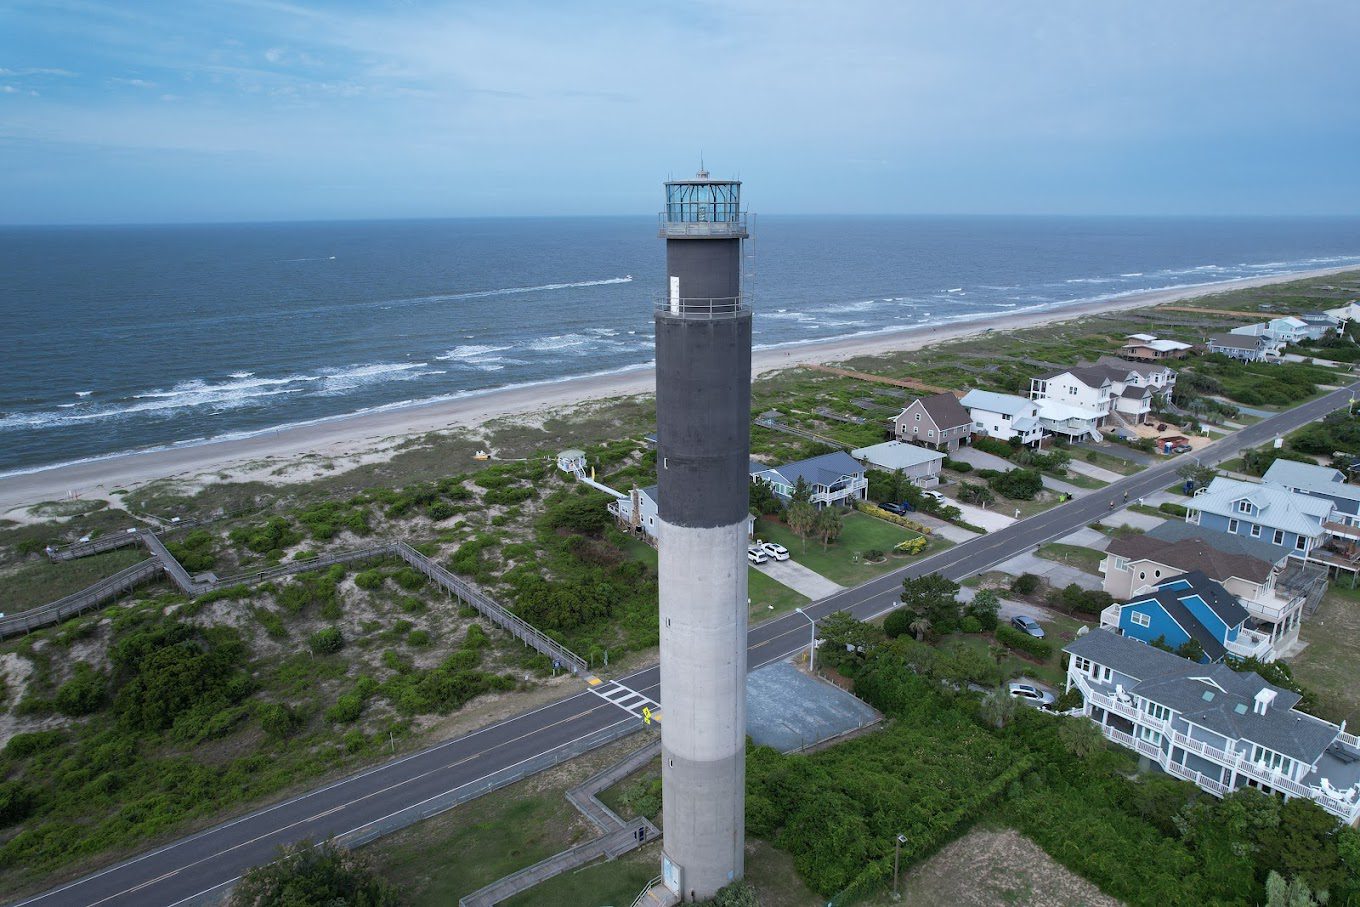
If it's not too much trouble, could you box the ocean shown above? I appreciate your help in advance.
[3,215,1360,477]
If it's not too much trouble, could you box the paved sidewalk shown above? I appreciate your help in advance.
[910,511,983,543]
[755,557,844,600]
[950,500,1016,532]
[1057,527,1110,550]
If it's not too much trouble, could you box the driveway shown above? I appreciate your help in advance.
[910,511,982,543]
[1107,507,1165,531]
[994,549,1105,592]
[1066,459,1124,483]
[1071,439,1156,466]
[949,500,1016,532]
[754,557,844,600]
[951,446,1092,498]
[1057,527,1110,550]
[958,586,1063,623]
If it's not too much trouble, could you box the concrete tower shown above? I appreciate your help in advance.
[655,171,751,901]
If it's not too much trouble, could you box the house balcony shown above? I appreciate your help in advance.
[1098,603,1122,630]
[1225,627,1275,661]
[1240,590,1304,624]
[810,477,868,506]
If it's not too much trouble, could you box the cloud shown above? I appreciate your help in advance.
[111,77,156,88]
[0,67,76,77]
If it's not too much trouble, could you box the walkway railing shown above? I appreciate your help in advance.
[0,559,163,638]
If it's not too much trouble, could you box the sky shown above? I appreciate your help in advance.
[1,0,1358,224]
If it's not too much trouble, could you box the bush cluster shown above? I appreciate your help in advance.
[995,624,1052,660]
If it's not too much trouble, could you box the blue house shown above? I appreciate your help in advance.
[1099,571,1269,663]
[750,451,868,509]
[1186,476,1334,557]
[1263,459,1360,527]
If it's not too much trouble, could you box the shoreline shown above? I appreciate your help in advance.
[3,265,1357,516]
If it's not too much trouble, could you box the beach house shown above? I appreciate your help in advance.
[959,389,1047,447]
[1298,313,1337,342]
[749,451,868,509]
[1263,460,1360,527]
[1120,334,1193,362]
[1029,366,1113,423]
[1095,355,1177,398]
[849,440,945,487]
[1065,629,1360,825]
[892,393,972,452]
[1096,571,1269,663]
[1207,332,1273,362]
[611,485,754,545]
[1186,476,1334,558]
[1100,521,1319,657]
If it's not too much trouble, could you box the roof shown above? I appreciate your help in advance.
[1066,630,1338,763]
[960,389,1036,418]
[851,440,945,471]
[1108,527,1278,584]
[753,451,865,489]
[1034,398,1099,422]
[1144,521,1288,569]
[1209,333,1263,351]
[1096,355,1175,378]
[1118,385,1152,399]
[1272,316,1308,329]
[1123,571,1248,662]
[1037,365,1116,388]
[1127,333,1157,342]
[1262,460,1360,502]
[1300,313,1334,325]
[1011,416,1043,433]
[907,392,971,430]
[1193,477,1334,536]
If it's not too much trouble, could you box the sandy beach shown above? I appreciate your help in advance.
[2,265,1356,517]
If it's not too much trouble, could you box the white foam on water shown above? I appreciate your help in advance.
[74,391,93,397]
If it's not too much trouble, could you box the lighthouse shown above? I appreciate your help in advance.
[653,171,751,901]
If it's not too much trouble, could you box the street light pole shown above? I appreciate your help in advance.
[893,833,906,899]
[795,607,816,674]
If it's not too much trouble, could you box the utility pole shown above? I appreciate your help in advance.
[795,607,816,673]
[893,833,907,899]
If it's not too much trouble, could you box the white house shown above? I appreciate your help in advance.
[750,451,869,509]
[1029,367,1113,421]
[959,389,1047,447]
[1034,398,1103,442]
[850,440,946,488]
[1064,629,1360,825]
[1095,356,1177,397]
[1324,302,1360,330]
[1298,313,1336,342]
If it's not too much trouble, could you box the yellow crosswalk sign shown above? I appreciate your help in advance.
[642,707,652,725]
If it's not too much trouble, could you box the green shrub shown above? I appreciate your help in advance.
[960,616,983,634]
[0,781,40,827]
[354,569,385,591]
[5,729,65,758]
[1159,502,1189,518]
[1010,573,1041,596]
[252,607,288,639]
[258,701,301,738]
[308,627,345,655]
[229,516,301,555]
[408,629,432,646]
[392,567,426,591]
[325,693,364,724]
[988,467,1043,500]
[230,838,398,907]
[165,529,216,573]
[53,662,108,716]
[995,624,1052,660]
[943,458,973,473]
[110,619,253,734]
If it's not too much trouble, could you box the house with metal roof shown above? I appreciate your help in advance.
[1263,460,1360,526]
[1100,521,1321,657]
[1119,336,1193,362]
[1187,476,1335,558]
[959,389,1047,447]
[892,392,972,452]
[849,440,944,487]
[1064,629,1360,825]
[749,451,868,509]
[1096,571,1270,663]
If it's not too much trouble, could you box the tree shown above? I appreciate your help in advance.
[786,501,817,550]
[790,476,813,505]
[1175,638,1205,663]
[900,573,962,634]
[749,478,781,517]
[908,616,932,642]
[979,686,1018,729]
[958,483,995,506]
[230,838,397,907]
[1058,717,1105,760]
[965,589,1000,631]
[1176,461,1218,491]
[814,507,844,550]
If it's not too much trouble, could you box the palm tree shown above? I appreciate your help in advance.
[980,687,1018,729]
[908,616,931,642]
[1058,717,1105,760]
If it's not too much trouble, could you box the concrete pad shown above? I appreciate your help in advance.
[1058,527,1110,550]
[754,557,844,600]
[1066,459,1124,483]
[950,447,1014,472]
[745,660,881,753]
[995,550,1104,591]
[950,501,1016,532]
[1042,475,1088,498]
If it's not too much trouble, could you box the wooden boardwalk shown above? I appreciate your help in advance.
[803,363,959,396]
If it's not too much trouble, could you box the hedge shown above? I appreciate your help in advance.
[894,536,928,555]
[1158,502,1189,518]
[996,624,1052,660]
[855,501,932,535]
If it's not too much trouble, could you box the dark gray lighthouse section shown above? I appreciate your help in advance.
[655,172,751,900]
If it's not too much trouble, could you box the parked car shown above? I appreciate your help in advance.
[760,542,789,561]
[922,490,947,505]
[1010,615,1045,638]
[747,547,768,564]
[1008,682,1056,707]
[1172,444,1193,453]
[880,501,914,515]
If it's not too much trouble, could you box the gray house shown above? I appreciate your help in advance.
[850,440,945,488]
[1263,460,1360,527]
[750,451,869,509]
[893,393,972,451]
[1186,477,1334,557]
[1208,332,1272,362]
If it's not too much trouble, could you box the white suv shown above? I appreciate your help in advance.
[747,546,769,564]
[760,542,789,561]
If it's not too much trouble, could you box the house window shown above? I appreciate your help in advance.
[914,413,921,422]
[1296,535,1307,551]
[1114,557,1129,571]
[1273,529,1284,545]
[1097,665,1112,682]
[1073,656,1090,673]
[1138,571,1146,581]
[1229,519,1239,534]
[1154,569,1162,578]
[1238,500,1251,514]
[1251,525,1261,538]
[1145,702,1172,722]
[1131,611,1151,628]
[1138,726,1164,746]
[927,429,935,438]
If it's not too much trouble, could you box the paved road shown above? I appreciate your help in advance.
[17,380,1358,907]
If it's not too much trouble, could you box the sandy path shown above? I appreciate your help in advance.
[1,265,1355,515]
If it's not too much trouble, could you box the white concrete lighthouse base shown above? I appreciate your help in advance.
[657,518,748,901]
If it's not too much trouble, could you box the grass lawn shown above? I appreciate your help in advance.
[1034,543,1105,577]
[1075,449,1141,476]
[939,612,1093,689]
[369,733,653,906]
[623,534,810,621]
[1290,585,1360,727]
[0,548,148,612]
[754,511,922,587]
[1051,471,1107,490]
[502,845,661,907]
